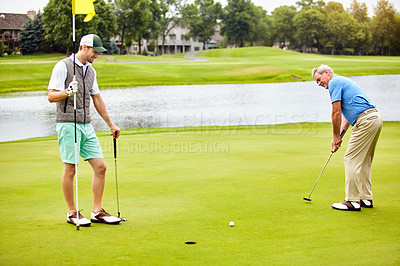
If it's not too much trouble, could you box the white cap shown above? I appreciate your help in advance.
[79,34,107,53]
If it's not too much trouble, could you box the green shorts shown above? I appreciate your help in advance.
[56,123,103,164]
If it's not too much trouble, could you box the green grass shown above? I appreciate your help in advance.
[1,47,400,93]
[1,122,399,265]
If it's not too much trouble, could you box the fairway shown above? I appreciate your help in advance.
[0,123,399,265]
[1,47,400,93]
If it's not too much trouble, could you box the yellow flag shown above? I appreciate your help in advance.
[72,0,96,22]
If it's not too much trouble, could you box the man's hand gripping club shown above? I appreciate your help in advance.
[66,77,78,96]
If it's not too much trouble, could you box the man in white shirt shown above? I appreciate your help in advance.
[48,34,122,226]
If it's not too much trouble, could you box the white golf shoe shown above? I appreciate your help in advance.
[67,211,91,226]
[332,201,361,211]
[91,208,121,224]
[360,199,373,208]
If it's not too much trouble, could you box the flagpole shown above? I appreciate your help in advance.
[72,13,79,231]
[72,0,95,231]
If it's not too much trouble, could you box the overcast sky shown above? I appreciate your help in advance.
[1,0,399,16]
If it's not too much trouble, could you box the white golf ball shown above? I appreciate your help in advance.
[229,221,234,227]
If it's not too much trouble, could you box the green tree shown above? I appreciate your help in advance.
[296,0,325,10]
[147,0,164,53]
[0,41,8,57]
[248,5,269,46]
[294,8,326,52]
[20,12,45,55]
[325,1,344,13]
[182,0,222,49]
[43,0,116,55]
[352,20,372,54]
[347,0,372,54]
[370,0,398,55]
[43,0,72,54]
[131,0,153,54]
[221,0,256,47]
[325,9,358,55]
[392,13,400,55]
[158,0,184,55]
[348,0,369,23]
[270,5,297,48]
[89,0,117,41]
[262,15,275,46]
[113,0,134,54]
[104,40,119,54]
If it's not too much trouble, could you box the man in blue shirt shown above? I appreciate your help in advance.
[312,64,382,211]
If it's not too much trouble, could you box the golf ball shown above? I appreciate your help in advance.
[229,221,234,227]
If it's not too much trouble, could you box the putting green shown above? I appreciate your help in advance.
[0,123,399,264]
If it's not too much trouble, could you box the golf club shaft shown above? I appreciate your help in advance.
[114,137,120,217]
[307,152,333,198]
[306,130,346,198]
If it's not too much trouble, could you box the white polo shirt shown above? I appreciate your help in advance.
[48,54,100,95]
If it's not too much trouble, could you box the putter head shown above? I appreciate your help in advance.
[303,197,312,201]
[119,217,127,222]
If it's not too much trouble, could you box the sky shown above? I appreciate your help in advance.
[1,0,399,16]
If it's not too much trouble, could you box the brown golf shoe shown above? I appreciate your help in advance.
[67,211,91,226]
[332,201,361,211]
[91,208,121,224]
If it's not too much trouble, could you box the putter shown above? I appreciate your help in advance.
[113,135,127,221]
[303,130,346,201]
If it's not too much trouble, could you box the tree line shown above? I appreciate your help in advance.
[18,0,400,56]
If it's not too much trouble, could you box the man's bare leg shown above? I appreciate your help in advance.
[88,158,107,212]
[61,163,76,214]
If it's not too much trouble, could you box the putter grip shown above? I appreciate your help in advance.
[113,137,117,159]
[331,130,347,153]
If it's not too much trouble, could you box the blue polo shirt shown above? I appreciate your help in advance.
[329,74,375,126]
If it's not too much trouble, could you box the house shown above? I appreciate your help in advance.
[113,24,221,55]
[157,25,203,54]
[113,25,204,55]
[157,24,222,54]
[0,11,36,51]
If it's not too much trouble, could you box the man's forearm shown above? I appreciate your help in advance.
[92,94,114,128]
[331,101,342,137]
[341,118,350,133]
[92,94,120,138]
[332,112,342,137]
[48,89,68,103]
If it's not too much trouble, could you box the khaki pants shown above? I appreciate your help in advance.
[344,110,382,202]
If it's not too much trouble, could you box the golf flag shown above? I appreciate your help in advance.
[72,0,96,22]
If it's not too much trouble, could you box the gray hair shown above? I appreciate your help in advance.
[311,64,334,78]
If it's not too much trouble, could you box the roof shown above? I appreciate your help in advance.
[0,13,29,30]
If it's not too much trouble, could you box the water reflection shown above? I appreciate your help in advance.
[1,75,399,142]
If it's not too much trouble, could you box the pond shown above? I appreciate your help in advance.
[0,75,399,142]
